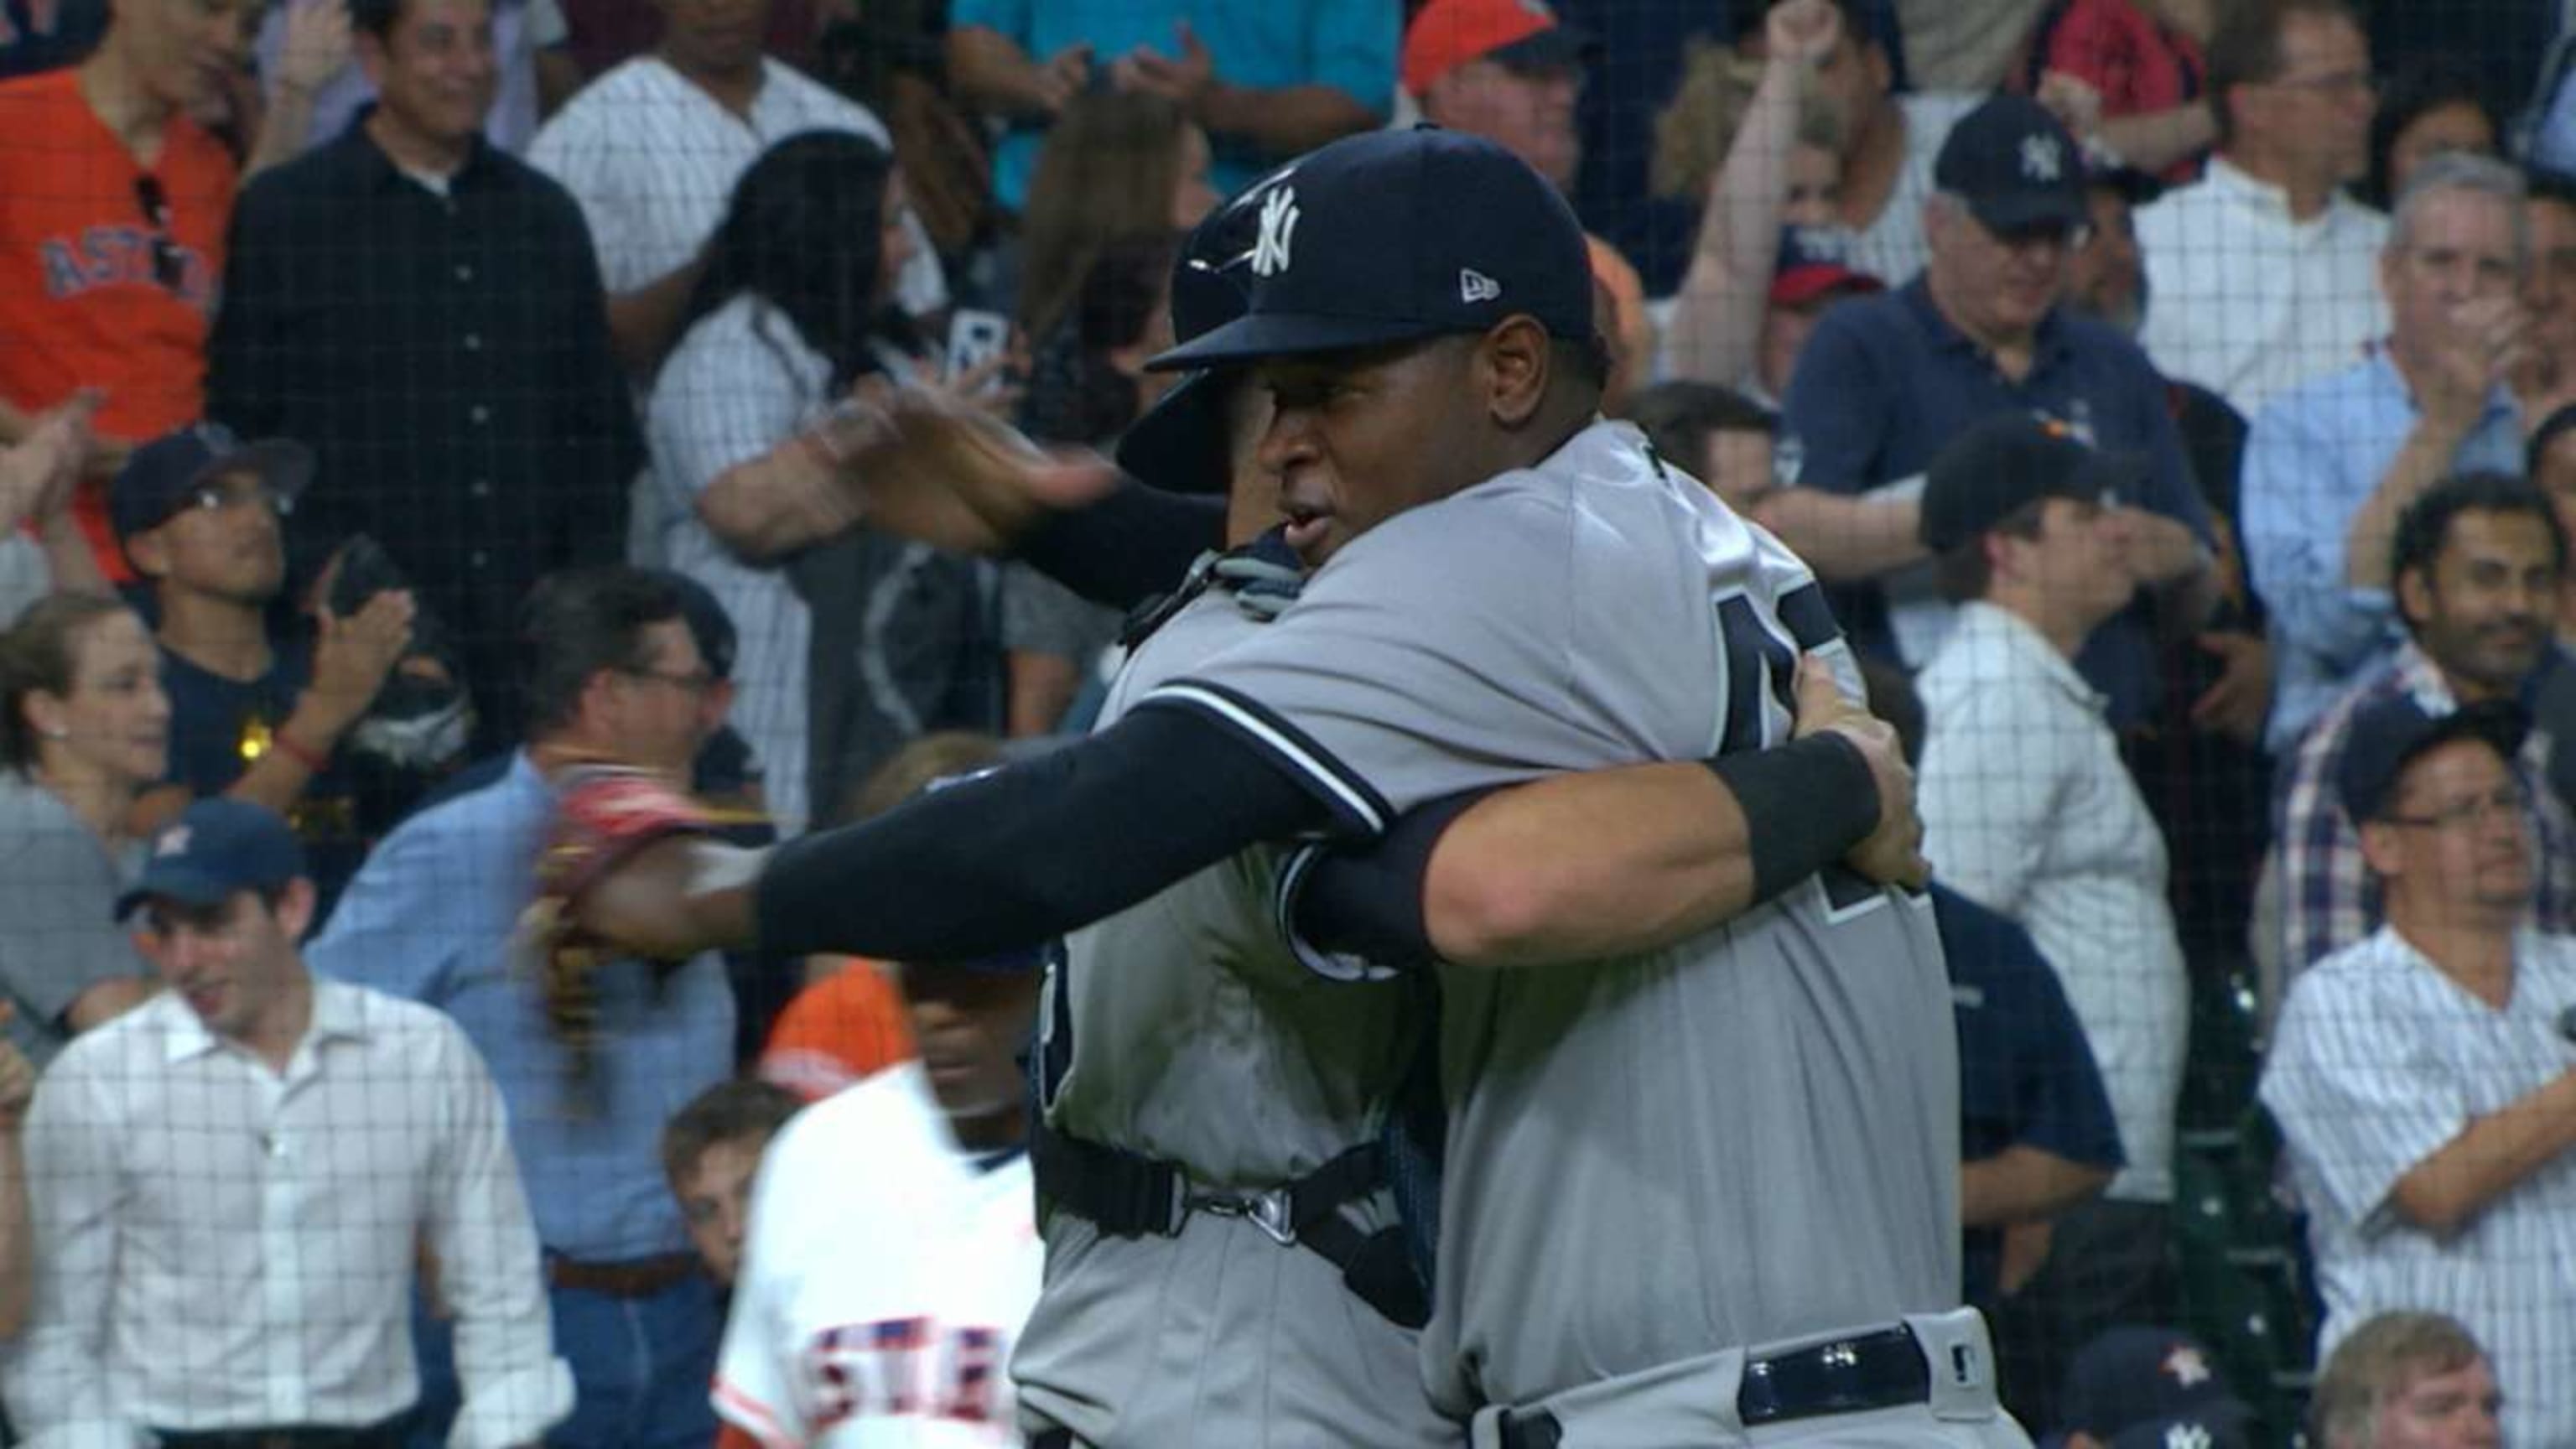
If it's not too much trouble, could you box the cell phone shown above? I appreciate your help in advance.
[327,534,407,618]
[947,309,1010,387]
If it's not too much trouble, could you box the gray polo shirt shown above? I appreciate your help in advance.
[0,769,148,1067]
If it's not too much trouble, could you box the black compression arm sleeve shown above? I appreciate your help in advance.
[756,707,1332,960]
[1290,787,1501,969]
[1014,475,1228,611]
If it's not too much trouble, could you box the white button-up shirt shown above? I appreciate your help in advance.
[4,979,570,1447]
[525,55,944,315]
[2136,155,2390,418]
[1918,601,2189,1202]
[2261,926,2576,1449]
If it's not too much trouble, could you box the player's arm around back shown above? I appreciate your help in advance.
[1411,657,1924,969]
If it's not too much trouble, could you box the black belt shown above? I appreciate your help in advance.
[1496,1325,1932,1448]
[1031,1120,1426,1327]
[150,1416,408,1449]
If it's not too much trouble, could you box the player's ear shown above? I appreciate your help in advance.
[1477,316,1550,429]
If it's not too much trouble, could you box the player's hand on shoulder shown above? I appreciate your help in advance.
[1789,654,1929,891]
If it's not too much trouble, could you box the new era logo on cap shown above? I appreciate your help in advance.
[1460,268,1501,303]
[155,824,193,857]
[1252,186,1300,278]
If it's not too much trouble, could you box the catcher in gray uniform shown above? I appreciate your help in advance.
[555,129,2014,1448]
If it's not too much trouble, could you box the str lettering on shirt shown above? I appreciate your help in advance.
[38,224,213,304]
[806,1318,1009,1430]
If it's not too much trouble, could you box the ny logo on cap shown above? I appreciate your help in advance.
[1460,268,1501,304]
[2163,1426,2212,1449]
[2019,133,2064,183]
[1252,186,1301,278]
[156,825,192,858]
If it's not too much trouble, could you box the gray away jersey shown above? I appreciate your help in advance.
[1010,583,1452,1448]
[1137,419,1963,1417]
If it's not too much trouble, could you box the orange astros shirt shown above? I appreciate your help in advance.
[0,70,236,580]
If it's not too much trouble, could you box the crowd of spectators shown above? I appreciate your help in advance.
[7,0,2576,1441]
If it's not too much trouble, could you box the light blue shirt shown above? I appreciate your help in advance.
[2241,349,2522,753]
[949,0,1397,210]
[309,751,734,1261]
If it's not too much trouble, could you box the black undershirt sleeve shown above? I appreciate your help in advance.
[756,706,1333,960]
[1290,787,1502,969]
[1013,475,1228,612]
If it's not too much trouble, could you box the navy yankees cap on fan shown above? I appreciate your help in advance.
[1146,126,1596,372]
[111,422,314,543]
[1114,188,1264,494]
[1919,413,2145,553]
[115,798,308,920]
[2336,696,2530,826]
[1934,94,2090,236]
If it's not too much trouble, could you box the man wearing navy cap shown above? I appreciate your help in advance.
[558,125,2014,1445]
[1775,92,2220,731]
[3,798,569,1446]
[112,422,422,915]
[2263,693,2576,1448]
[1913,414,2193,1415]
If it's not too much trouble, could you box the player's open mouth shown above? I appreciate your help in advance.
[1280,504,1333,555]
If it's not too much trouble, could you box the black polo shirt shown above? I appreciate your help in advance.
[207,115,642,749]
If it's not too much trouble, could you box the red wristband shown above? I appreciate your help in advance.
[272,726,330,774]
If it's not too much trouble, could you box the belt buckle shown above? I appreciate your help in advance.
[1187,1186,1298,1245]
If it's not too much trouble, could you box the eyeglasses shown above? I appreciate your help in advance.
[179,477,290,517]
[132,174,184,292]
[620,666,719,696]
[1982,219,2096,253]
[2384,785,2531,831]
[2268,68,2376,99]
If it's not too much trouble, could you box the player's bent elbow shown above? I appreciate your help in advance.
[1424,857,1583,969]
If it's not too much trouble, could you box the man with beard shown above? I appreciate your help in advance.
[2272,472,2576,979]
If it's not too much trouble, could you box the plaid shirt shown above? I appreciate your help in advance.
[2272,641,2576,978]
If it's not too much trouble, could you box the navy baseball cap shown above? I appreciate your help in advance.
[2057,1327,2254,1444]
[1919,413,2144,553]
[116,798,309,920]
[1771,225,1883,308]
[1148,127,1596,372]
[2336,696,2530,825]
[1115,189,1265,494]
[111,422,314,543]
[1934,94,2090,235]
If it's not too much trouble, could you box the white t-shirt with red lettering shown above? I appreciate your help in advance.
[714,1061,1040,1447]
